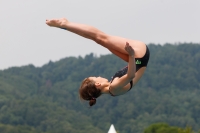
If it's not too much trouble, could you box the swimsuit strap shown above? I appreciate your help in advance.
[130,80,133,89]
[109,87,115,96]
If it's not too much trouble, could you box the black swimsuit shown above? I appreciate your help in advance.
[109,45,150,96]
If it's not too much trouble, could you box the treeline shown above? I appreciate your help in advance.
[0,43,200,133]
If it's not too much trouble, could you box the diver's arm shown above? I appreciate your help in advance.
[110,42,135,89]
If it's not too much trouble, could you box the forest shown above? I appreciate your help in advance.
[0,43,200,133]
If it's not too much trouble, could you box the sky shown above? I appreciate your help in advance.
[0,0,200,70]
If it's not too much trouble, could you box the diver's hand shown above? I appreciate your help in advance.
[125,42,135,56]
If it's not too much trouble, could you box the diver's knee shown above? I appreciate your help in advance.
[94,33,108,44]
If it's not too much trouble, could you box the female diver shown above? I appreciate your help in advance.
[46,18,150,106]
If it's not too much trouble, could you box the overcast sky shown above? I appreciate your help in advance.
[0,0,199,70]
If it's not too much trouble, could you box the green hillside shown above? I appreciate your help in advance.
[0,43,200,133]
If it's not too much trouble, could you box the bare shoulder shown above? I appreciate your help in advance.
[109,76,132,95]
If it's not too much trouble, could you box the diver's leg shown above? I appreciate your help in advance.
[46,18,145,60]
[108,48,128,62]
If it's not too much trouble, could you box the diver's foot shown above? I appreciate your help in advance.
[46,18,68,28]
